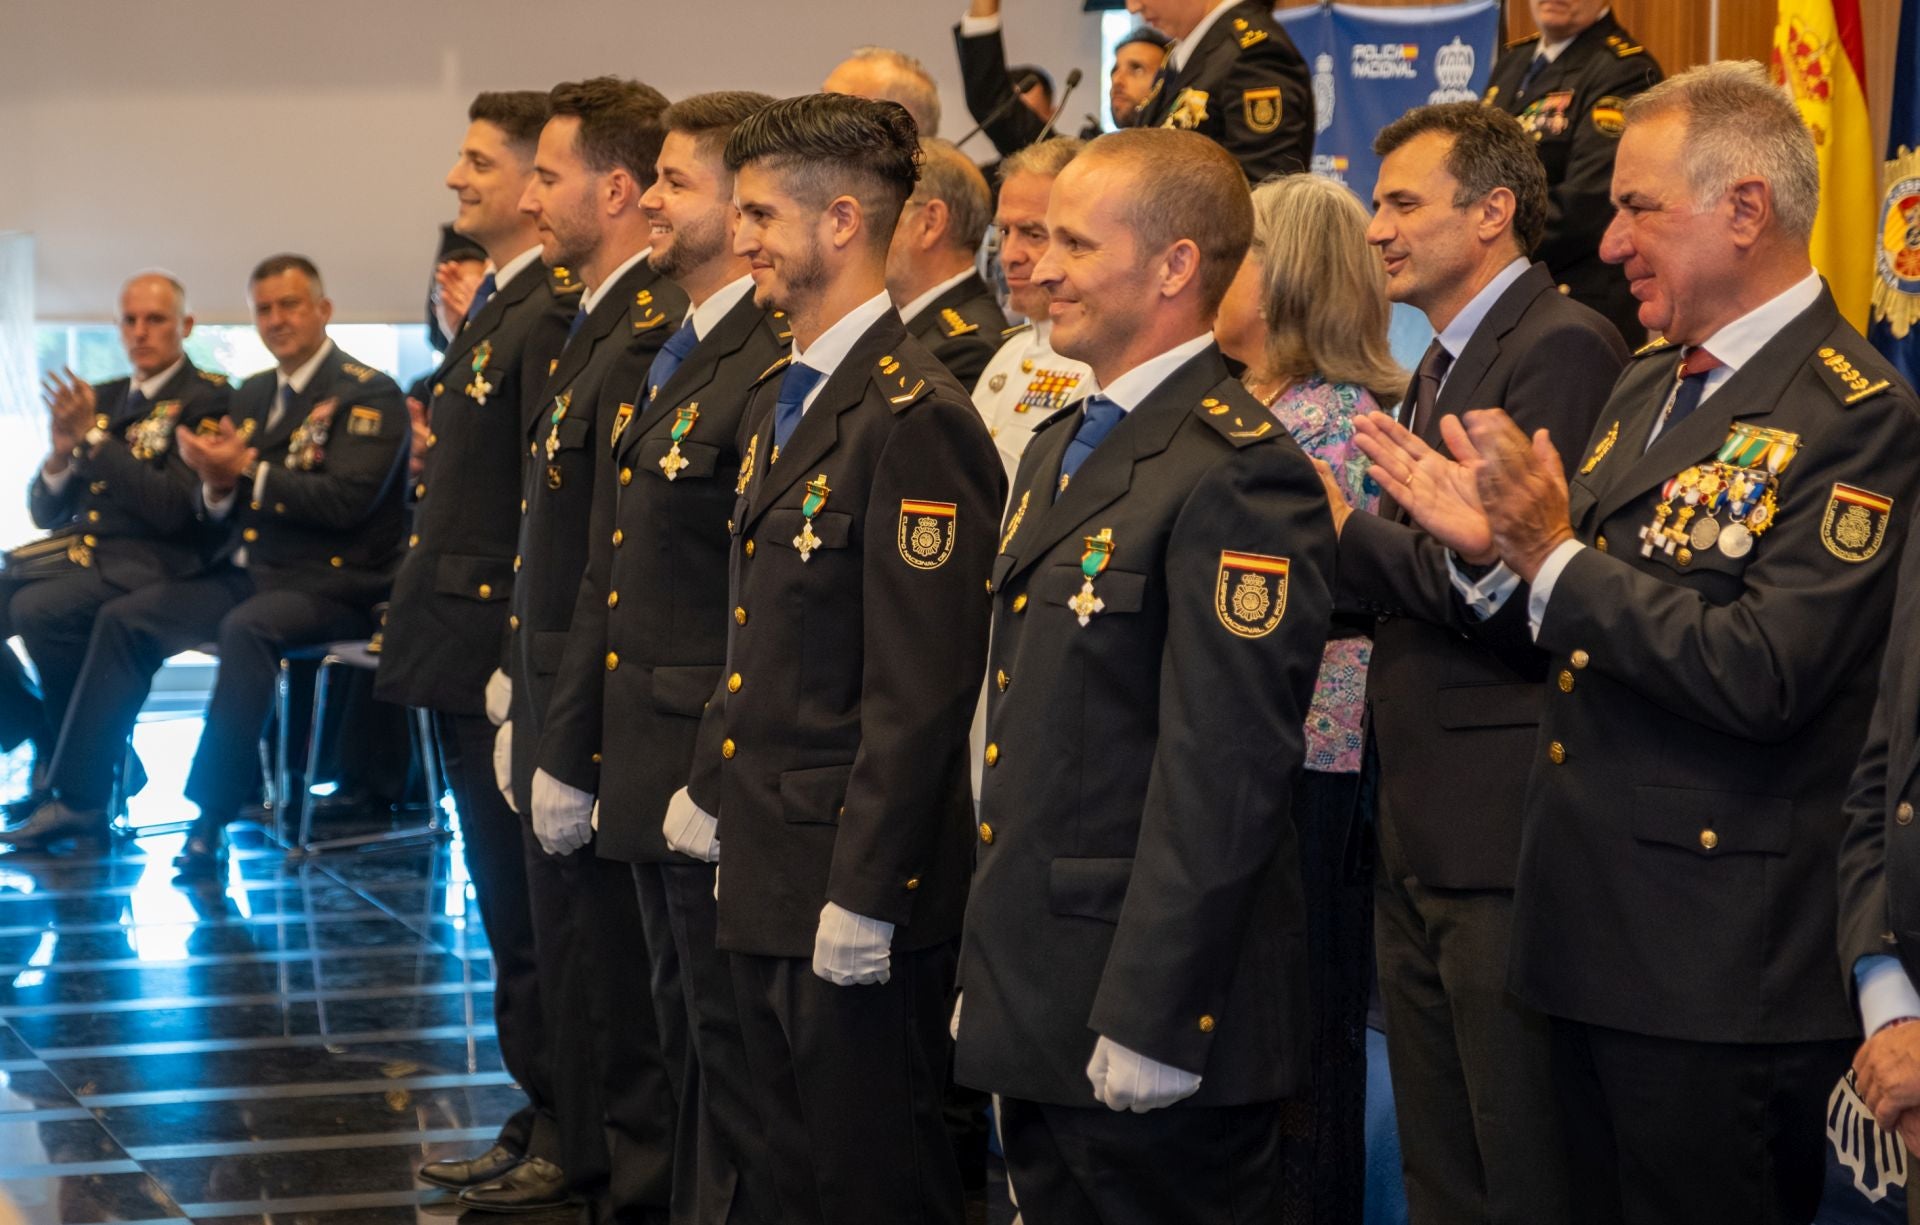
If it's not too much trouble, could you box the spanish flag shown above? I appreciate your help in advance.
[1773,0,1877,331]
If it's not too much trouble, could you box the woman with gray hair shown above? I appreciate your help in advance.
[1215,169,1406,1225]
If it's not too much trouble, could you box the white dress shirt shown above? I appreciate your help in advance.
[898,268,979,330]
[789,291,897,417]
[689,273,757,341]
[1168,0,1237,74]
[579,247,654,316]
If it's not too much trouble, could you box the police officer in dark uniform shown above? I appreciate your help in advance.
[664,94,1003,1225]
[375,92,577,1203]
[1358,64,1920,1225]
[534,90,786,1225]
[888,139,1007,390]
[467,76,686,1220]
[1135,0,1312,181]
[0,273,228,828]
[1485,1,1662,342]
[952,128,1333,1225]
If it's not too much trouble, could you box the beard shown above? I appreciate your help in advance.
[651,204,729,281]
[756,232,828,313]
[543,197,601,271]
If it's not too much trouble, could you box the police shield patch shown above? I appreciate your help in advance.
[1243,87,1282,134]
[1822,483,1894,562]
[898,500,956,569]
[1216,551,1288,637]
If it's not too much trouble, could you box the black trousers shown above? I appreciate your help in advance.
[1552,1018,1852,1225]
[1,568,134,757]
[524,833,675,1222]
[729,940,962,1225]
[654,860,777,1225]
[435,710,560,1165]
[998,1096,1282,1225]
[48,566,254,810]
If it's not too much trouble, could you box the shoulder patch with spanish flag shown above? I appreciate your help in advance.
[1216,550,1289,637]
[1821,483,1894,563]
[898,500,956,569]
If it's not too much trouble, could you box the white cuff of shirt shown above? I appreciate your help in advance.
[252,465,270,504]
[1446,557,1521,621]
[1524,538,1586,641]
[959,12,1001,34]
[203,483,237,520]
[39,463,73,495]
[1858,954,1920,1035]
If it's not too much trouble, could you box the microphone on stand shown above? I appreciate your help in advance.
[1034,69,1084,142]
[954,72,1043,148]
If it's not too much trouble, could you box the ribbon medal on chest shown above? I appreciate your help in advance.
[127,399,184,461]
[1069,529,1114,627]
[1017,368,1084,415]
[1638,424,1798,563]
[545,390,571,489]
[794,473,830,561]
[466,341,494,406]
[285,398,337,471]
[660,403,699,480]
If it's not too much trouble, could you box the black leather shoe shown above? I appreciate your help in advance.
[418,1144,524,1190]
[456,1157,570,1213]
[0,799,108,853]
[172,814,229,877]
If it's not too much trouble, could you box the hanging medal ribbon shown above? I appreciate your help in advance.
[660,403,700,480]
[467,341,494,405]
[1068,528,1114,627]
[794,473,830,561]
[545,392,570,462]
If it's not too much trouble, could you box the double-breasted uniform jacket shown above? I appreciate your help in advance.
[536,294,791,863]
[1503,288,1920,1044]
[1336,262,1626,889]
[503,257,687,802]
[29,359,231,589]
[1485,13,1662,341]
[683,308,1005,959]
[376,262,575,716]
[953,344,1336,1108]
[216,345,406,608]
[1138,0,1313,181]
[905,273,1008,393]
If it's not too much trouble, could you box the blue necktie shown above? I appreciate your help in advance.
[772,362,825,453]
[1516,53,1548,99]
[645,319,701,402]
[1656,347,1723,440]
[565,305,589,344]
[465,272,497,323]
[268,382,292,431]
[124,387,148,419]
[1055,396,1125,499]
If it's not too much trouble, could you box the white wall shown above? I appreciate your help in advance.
[0,0,1102,324]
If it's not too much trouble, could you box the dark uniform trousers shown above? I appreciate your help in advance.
[504,256,686,1215]
[48,345,406,821]
[0,571,108,753]
[1502,288,1920,1224]
[1339,264,1624,1225]
[684,310,1001,1225]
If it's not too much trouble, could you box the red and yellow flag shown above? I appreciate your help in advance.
[1773,0,1877,331]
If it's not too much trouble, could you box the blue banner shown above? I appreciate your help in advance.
[1867,0,1920,391]
[1275,1,1500,205]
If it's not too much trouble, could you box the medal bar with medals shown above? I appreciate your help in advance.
[659,403,699,480]
[1068,528,1113,627]
[545,391,570,489]
[793,473,830,561]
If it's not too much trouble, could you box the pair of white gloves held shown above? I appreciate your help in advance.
[949,994,1202,1113]
[488,669,595,855]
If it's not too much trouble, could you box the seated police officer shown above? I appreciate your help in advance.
[0,273,228,844]
[13,255,405,870]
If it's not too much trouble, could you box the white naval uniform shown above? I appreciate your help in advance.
[969,321,1096,484]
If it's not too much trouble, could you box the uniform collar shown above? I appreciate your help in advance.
[791,290,894,380]
[898,267,978,326]
[494,245,544,290]
[1097,330,1213,413]
[132,357,186,400]
[1539,8,1611,61]
[1693,269,1824,383]
[580,247,653,314]
[278,338,334,396]
[1169,0,1237,73]
[689,273,757,341]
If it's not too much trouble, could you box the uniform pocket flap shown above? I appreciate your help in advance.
[635,437,720,480]
[432,553,514,602]
[1037,564,1146,614]
[651,664,720,716]
[778,763,854,824]
[1434,682,1544,730]
[1631,785,1791,857]
[555,416,592,450]
[1048,857,1133,923]
[763,509,854,551]
[531,630,570,677]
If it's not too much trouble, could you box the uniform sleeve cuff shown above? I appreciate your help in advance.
[959,12,1001,34]
[1858,954,1920,1035]
[1446,556,1520,620]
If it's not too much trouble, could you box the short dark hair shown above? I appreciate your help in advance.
[548,76,671,186]
[469,90,551,157]
[1080,129,1252,314]
[249,253,324,294]
[662,90,777,165]
[1373,102,1548,255]
[1117,26,1172,54]
[725,93,923,247]
[1010,63,1054,105]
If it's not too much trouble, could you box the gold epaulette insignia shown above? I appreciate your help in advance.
[1633,336,1675,358]
[342,362,379,384]
[940,308,979,338]
[197,369,229,386]
[1815,346,1893,407]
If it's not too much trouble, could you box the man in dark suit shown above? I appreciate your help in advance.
[1485,1,1662,342]
[467,76,686,1221]
[887,139,1006,390]
[663,93,1002,1225]
[1134,0,1312,181]
[1359,63,1920,1225]
[1324,102,1624,1225]
[1,273,228,826]
[534,89,785,1225]
[371,91,576,1203]
[10,256,406,860]
[954,127,1334,1225]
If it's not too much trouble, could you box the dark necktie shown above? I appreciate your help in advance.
[1516,53,1549,100]
[1656,346,1724,440]
[565,305,589,344]
[267,382,292,432]
[124,387,148,420]
[645,319,701,402]
[1055,396,1126,500]
[1404,340,1454,441]
[772,362,825,452]
[465,271,497,324]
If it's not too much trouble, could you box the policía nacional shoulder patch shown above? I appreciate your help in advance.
[1216,550,1289,637]
[898,500,956,569]
[1822,483,1894,562]
[1243,86,1282,134]
[346,405,382,436]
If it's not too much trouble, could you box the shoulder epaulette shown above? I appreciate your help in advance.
[196,369,229,386]
[771,309,792,344]
[1632,336,1676,358]
[1815,345,1894,407]
[341,361,379,384]
[1506,32,1542,49]
[1605,33,1645,58]
[876,351,930,410]
[999,322,1033,341]
[939,307,980,339]
[631,288,669,334]
[1231,15,1267,50]
[1194,383,1278,447]
[550,265,583,295]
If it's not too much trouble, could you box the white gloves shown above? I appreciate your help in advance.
[493,721,517,814]
[812,901,895,986]
[484,668,512,726]
[530,768,595,857]
[591,800,599,831]
[662,787,720,862]
[950,992,963,1041]
[1086,1036,1202,1113]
